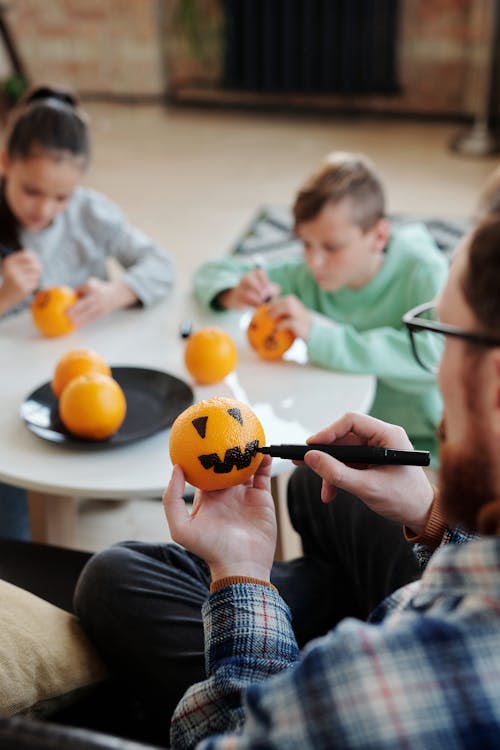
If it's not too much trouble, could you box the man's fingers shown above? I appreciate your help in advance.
[162,465,191,538]
[304,450,370,499]
[308,412,380,445]
[308,412,412,451]
[252,454,272,491]
[320,480,337,504]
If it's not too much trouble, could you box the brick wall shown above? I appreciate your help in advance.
[166,0,494,118]
[398,0,494,116]
[2,0,164,98]
[0,0,495,116]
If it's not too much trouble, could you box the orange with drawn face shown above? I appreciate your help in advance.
[169,397,265,491]
[247,303,295,360]
[31,286,77,337]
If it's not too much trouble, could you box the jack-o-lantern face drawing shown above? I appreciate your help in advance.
[169,397,265,490]
[247,303,295,360]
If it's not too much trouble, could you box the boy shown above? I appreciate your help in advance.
[194,151,448,457]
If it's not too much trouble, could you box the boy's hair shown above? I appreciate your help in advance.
[293,151,386,233]
[462,214,500,337]
[0,85,90,251]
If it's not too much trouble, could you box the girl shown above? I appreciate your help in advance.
[0,85,176,539]
[0,84,175,320]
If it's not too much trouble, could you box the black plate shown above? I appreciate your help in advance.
[20,366,194,447]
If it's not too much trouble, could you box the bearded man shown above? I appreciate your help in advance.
[159,214,500,748]
[75,213,500,747]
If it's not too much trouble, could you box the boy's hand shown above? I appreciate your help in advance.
[218,269,280,309]
[0,250,41,311]
[70,278,137,326]
[267,294,313,340]
[303,412,434,534]
[163,456,276,583]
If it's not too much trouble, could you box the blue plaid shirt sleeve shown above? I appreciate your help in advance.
[170,539,500,750]
[170,583,299,749]
[412,526,478,569]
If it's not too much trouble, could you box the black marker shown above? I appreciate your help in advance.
[179,320,193,339]
[257,444,430,466]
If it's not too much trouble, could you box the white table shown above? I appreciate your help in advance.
[0,291,375,554]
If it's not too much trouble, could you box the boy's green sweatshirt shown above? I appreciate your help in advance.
[193,223,449,459]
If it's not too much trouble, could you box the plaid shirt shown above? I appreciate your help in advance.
[171,533,500,749]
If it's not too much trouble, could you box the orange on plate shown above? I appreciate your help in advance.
[59,372,127,440]
[169,396,265,490]
[31,286,78,338]
[184,327,237,385]
[247,303,295,360]
[51,348,111,398]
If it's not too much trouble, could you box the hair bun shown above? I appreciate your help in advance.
[23,85,78,109]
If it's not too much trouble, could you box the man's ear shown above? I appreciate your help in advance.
[0,150,10,177]
[371,218,390,254]
[489,350,500,499]
[493,350,500,437]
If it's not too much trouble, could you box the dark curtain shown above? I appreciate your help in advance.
[223,0,400,94]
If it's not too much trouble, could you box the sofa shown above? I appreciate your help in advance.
[0,715,164,749]
[0,538,169,749]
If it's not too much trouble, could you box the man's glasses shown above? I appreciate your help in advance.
[403,301,500,374]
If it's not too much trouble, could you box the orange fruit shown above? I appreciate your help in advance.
[59,372,127,440]
[51,348,111,398]
[184,327,237,385]
[31,286,78,337]
[169,396,265,490]
[247,303,295,360]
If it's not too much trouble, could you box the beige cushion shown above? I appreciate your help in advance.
[0,579,107,716]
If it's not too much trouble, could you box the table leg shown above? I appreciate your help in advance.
[27,491,77,547]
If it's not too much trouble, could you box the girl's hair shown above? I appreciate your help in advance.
[293,151,386,233]
[0,85,90,251]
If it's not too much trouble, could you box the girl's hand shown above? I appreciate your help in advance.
[163,456,276,583]
[0,250,41,309]
[218,270,280,309]
[267,294,313,340]
[303,412,434,534]
[70,278,137,326]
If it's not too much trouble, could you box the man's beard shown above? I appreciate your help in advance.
[438,355,495,533]
[439,427,494,533]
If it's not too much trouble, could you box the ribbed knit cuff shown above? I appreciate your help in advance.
[210,576,278,593]
[403,487,446,549]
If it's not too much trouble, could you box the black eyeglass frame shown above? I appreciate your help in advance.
[403,301,500,373]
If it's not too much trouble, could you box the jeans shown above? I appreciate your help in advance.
[0,482,30,540]
[74,466,420,729]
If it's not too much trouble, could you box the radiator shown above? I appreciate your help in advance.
[223,0,400,95]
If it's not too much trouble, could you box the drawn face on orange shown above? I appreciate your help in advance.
[247,304,295,360]
[169,397,265,490]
